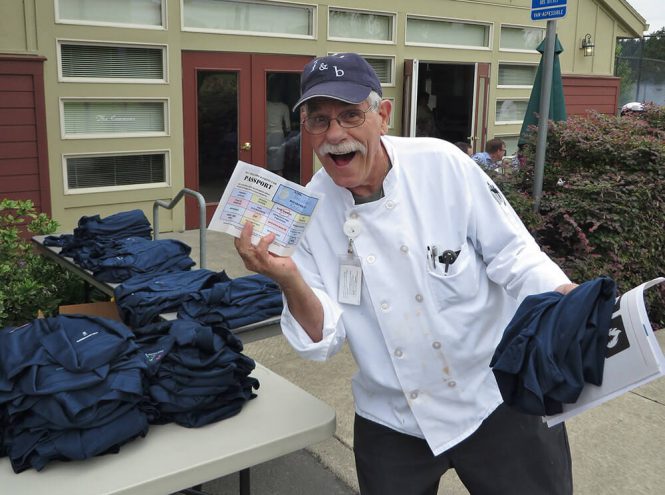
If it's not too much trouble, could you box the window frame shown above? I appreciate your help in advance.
[327,6,396,44]
[497,62,539,89]
[405,14,492,51]
[495,98,530,125]
[63,149,171,194]
[181,0,317,40]
[54,0,167,30]
[499,24,546,53]
[60,97,170,139]
[56,39,169,84]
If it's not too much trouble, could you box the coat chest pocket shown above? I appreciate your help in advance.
[425,241,480,309]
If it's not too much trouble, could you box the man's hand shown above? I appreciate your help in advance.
[555,283,578,295]
[233,222,298,286]
[234,222,324,341]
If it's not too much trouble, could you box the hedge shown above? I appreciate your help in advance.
[493,104,665,327]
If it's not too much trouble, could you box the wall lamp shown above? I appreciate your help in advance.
[581,33,595,57]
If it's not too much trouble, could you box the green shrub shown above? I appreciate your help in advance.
[494,104,665,327]
[0,199,85,327]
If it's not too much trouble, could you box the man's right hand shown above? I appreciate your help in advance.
[233,222,325,342]
[233,222,298,287]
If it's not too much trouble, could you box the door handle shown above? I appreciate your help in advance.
[240,142,252,151]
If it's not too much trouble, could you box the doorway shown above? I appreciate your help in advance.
[182,52,313,228]
[418,63,475,143]
[404,61,488,153]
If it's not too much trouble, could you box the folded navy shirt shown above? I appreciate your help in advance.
[178,274,283,329]
[114,269,229,328]
[490,276,616,415]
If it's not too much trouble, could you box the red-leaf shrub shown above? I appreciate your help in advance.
[494,104,665,327]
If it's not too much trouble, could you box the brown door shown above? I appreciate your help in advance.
[182,52,312,228]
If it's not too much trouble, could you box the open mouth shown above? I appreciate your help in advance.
[330,151,357,166]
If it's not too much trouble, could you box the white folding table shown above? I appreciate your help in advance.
[0,364,336,495]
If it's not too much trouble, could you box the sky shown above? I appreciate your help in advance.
[627,0,665,34]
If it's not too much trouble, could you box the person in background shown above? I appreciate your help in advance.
[266,84,292,176]
[454,141,473,157]
[234,53,576,495]
[471,138,506,171]
[416,90,438,137]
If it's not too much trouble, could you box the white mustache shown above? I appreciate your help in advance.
[318,140,366,157]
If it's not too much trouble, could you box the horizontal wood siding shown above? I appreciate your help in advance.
[0,157,39,176]
[563,75,621,116]
[0,56,50,214]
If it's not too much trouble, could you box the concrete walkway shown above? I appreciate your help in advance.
[168,229,665,494]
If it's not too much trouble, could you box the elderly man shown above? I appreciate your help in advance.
[235,53,576,495]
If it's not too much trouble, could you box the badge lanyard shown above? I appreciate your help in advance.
[338,218,363,305]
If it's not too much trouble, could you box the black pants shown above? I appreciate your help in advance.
[353,404,572,495]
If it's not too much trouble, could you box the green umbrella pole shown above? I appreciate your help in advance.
[533,20,557,213]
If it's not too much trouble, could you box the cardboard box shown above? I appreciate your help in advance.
[59,301,122,322]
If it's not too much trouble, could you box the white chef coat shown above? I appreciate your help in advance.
[280,135,570,455]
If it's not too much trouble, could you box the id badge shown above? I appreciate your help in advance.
[338,254,362,305]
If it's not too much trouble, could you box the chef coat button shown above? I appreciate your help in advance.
[448,381,457,388]
[410,391,418,399]
[394,348,403,358]
[367,255,376,264]
[380,302,390,311]
[343,218,362,238]
[400,245,408,253]
[350,212,358,219]
[415,294,423,302]
[386,200,395,209]
[432,341,441,349]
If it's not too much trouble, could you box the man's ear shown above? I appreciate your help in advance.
[378,99,392,135]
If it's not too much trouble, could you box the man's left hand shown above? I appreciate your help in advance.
[555,283,578,295]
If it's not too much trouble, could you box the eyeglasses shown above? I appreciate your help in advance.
[301,107,374,135]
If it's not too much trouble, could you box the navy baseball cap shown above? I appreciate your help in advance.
[293,53,382,111]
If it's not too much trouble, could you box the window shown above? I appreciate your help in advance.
[182,0,315,38]
[61,99,168,138]
[500,26,545,51]
[64,151,169,192]
[59,42,166,82]
[56,0,164,28]
[498,64,537,87]
[328,8,394,43]
[495,99,529,123]
[364,56,394,85]
[406,16,490,49]
[326,54,394,85]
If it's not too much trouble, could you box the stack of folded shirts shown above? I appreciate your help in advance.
[135,319,259,428]
[0,315,149,472]
[178,274,283,329]
[44,209,153,263]
[114,270,229,328]
[81,237,195,283]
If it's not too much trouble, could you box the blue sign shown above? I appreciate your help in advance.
[532,0,566,8]
[531,6,567,21]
